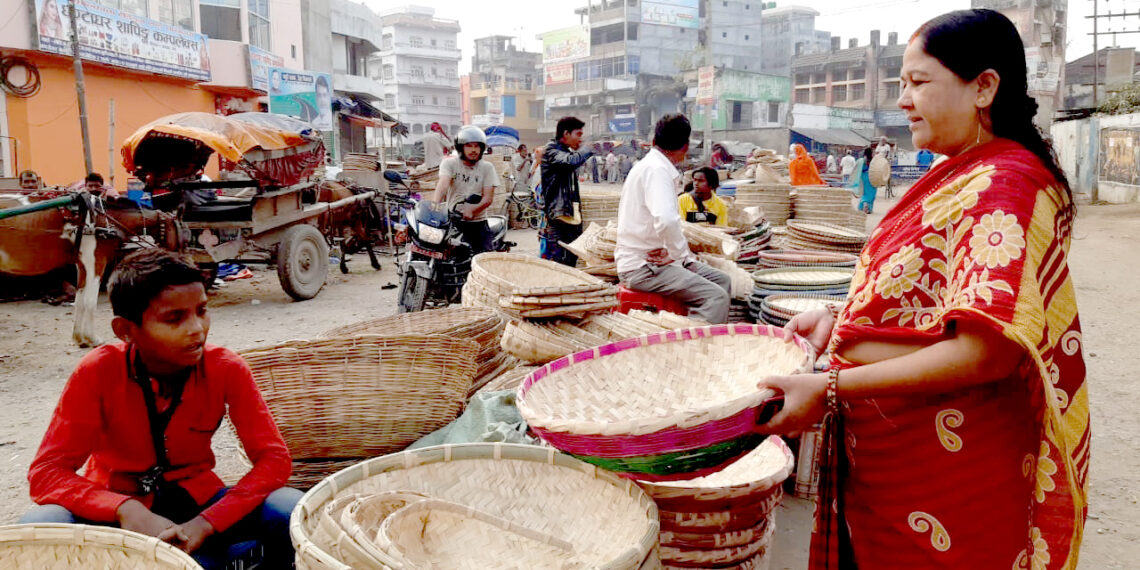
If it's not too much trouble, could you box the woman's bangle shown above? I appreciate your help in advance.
[826,303,841,321]
[827,366,841,412]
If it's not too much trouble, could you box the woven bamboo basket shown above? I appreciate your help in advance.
[660,522,775,570]
[477,365,539,394]
[518,324,814,481]
[657,491,784,533]
[0,524,202,569]
[238,335,478,462]
[637,436,794,512]
[291,443,660,570]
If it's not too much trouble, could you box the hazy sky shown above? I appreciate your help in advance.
[360,1,1140,73]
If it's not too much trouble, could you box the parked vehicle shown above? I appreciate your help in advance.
[397,195,511,313]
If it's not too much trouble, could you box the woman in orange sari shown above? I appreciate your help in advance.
[789,143,825,186]
[758,10,1088,569]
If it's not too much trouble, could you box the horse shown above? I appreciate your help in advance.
[316,181,382,274]
[0,192,178,346]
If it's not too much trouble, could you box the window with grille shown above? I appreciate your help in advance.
[886,81,900,100]
[410,36,423,48]
[833,84,847,102]
[247,0,270,50]
[851,83,865,100]
[412,95,425,105]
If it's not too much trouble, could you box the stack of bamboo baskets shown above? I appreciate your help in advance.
[580,189,623,226]
[500,310,701,364]
[791,185,868,231]
[731,183,792,225]
[463,253,619,318]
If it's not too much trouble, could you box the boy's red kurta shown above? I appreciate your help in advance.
[28,344,292,532]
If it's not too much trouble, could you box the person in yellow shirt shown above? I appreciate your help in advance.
[678,167,729,226]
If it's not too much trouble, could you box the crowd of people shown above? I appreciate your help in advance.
[14,8,1088,570]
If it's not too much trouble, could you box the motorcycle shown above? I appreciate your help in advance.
[397,194,512,313]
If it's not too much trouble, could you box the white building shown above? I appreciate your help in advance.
[760,5,831,77]
[369,6,462,147]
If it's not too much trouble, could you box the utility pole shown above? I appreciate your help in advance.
[702,0,713,164]
[1093,0,1099,108]
[68,0,94,174]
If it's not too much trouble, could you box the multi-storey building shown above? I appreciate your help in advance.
[0,0,302,184]
[369,5,462,149]
[759,5,830,77]
[466,36,543,147]
[789,31,907,151]
[971,0,1066,128]
[538,0,766,141]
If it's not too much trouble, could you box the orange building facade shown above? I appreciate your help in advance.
[4,52,220,189]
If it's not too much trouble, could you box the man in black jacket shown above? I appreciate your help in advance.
[539,116,598,266]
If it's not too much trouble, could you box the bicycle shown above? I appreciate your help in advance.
[502,175,541,229]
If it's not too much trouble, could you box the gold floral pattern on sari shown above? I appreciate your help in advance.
[935,409,964,452]
[873,165,1016,330]
[1033,441,1057,504]
[1013,528,1051,570]
[969,211,1026,269]
[908,511,952,552]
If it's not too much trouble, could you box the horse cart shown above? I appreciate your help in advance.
[0,112,379,345]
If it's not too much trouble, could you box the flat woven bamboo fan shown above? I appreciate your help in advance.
[763,294,847,321]
[637,436,794,509]
[0,524,202,569]
[517,325,814,480]
[755,250,858,269]
[238,335,478,461]
[291,443,660,570]
[787,220,869,245]
[752,267,855,288]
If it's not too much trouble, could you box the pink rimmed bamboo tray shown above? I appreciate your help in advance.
[517,324,815,481]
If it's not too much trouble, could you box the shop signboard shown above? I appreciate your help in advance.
[609,117,636,133]
[545,63,574,85]
[249,45,284,93]
[268,67,334,131]
[542,26,590,64]
[34,0,211,81]
[642,0,700,29]
[698,66,715,106]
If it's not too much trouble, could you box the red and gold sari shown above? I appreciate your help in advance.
[812,139,1089,569]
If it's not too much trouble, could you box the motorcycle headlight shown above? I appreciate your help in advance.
[419,224,445,244]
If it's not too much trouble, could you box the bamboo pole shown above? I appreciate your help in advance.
[0,195,77,221]
[108,98,115,187]
[68,0,94,174]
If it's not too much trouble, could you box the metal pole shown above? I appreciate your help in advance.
[68,0,94,174]
[1093,0,1099,108]
[107,98,115,188]
[703,0,713,165]
[0,195,78,221]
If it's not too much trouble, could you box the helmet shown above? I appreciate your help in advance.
[454,125,487,158]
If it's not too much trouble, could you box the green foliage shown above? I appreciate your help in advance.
[1097,83,1140,115]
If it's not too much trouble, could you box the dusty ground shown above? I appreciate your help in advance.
[0,198,1137,569]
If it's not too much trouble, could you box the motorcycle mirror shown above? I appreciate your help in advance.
[383,170,408,187]
[465,194,482,204]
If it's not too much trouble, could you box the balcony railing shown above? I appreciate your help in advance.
[384,43,462,60]
[396,73,460,88]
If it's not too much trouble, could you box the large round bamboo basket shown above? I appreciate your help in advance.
[518,325,814,480]
[291,443,660,570]
[0,524,202,569]
[237,335,478,482]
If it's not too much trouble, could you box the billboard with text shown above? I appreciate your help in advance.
[642,0,699,29]
[542,26,589,64]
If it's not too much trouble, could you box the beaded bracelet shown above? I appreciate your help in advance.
[827,303,841,321]
[827,366,841,413]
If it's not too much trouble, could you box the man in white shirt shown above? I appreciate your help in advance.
[840,151,856,184]
[423,123,453,170]
[874,136,892,159]
[826,153,838,175]
[606,151,619,184]
[615,114,731,324]
[433,126,501,253]
[509,144,531,194]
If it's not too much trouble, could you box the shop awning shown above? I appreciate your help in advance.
[791,128,870,147]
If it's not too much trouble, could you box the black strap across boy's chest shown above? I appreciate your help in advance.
[126,349,188,482]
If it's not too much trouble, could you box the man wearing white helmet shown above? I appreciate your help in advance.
[432,126,501,253]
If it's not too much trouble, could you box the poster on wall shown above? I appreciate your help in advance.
[642,0,700,29]
[249,45,284,93]
[268,67,334,131]
[545,63,574,85]
[542,26,589,64]
[1099,128,1140,186]
[697,66,715,106]
[34,0,211,81]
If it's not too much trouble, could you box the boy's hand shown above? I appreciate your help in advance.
[116,499,176,538]
[158,515,215,554]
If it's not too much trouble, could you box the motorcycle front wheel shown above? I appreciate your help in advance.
[397,269,429,313]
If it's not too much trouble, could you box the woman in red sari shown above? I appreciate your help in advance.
[758,10,1088,569]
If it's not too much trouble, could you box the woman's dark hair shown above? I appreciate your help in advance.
[915,9,1073,211]
[863,147,873,161]
[694,166,720,189]
[108,249,209,324]
[654,114,691,152]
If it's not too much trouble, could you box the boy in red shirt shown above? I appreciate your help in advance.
[22,249,299,569]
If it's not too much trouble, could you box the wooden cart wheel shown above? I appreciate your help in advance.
[277,224,328,300]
